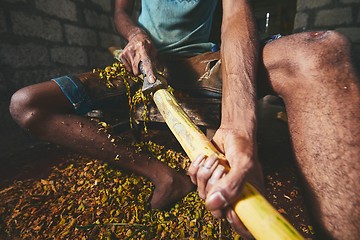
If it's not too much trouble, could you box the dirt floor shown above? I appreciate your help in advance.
[0,120,317,239]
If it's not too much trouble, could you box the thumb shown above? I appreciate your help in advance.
[139,60,156,84]
[205,165,247,211]
[206,191,228,211]
[205,191,228,219]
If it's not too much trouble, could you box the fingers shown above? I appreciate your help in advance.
[187,154,205,185]
[119,37,157,82]
[119,47,142,76]
[207,191,227,219]
[187,154,227,201]
[137,48,156,83]
[196,154,218,199]
[226,209,254,240]
[187,154,254,238]
[119,50,132,73]
[206,164,225,195]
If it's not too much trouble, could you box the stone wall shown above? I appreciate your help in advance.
[294,0,360,65]
[0,0,123,160]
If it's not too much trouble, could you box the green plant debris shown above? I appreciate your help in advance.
[93,62,152,132]
[93,61,173,133]
[0,142,239,239]
[0,60,314,240]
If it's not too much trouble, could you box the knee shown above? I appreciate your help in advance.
[264,31,354,92]
[9,88,39,131]
[299,31,352,71]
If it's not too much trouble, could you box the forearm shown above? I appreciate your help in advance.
[114,0,157,77]
[221,0,259,139]
[114,0,146,41]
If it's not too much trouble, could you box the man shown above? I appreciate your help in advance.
[9,0,360,239]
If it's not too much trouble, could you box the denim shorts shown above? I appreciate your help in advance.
[52,75,93,115]
[52,71,135,115]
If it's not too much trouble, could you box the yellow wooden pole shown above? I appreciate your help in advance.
[153,89,304,240]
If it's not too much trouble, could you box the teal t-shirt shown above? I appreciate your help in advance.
[138,0,218,56]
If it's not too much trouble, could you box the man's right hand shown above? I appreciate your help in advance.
[187,128,264,239]
[119,28,157,83]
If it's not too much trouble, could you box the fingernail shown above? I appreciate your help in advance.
[199,192,205,200]
[226,216,233,224]
[207,191,227,208]
[149,75,156,83]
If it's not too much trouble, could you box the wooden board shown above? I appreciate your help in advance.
[134,96,221,128]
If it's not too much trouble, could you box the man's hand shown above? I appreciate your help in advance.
[119,28,157,83]
[187,127,264,239]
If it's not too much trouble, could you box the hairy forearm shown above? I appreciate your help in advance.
[221,0,259,139]
[114,0,145,41]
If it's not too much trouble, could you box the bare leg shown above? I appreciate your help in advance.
[262,31,360,239]
[9,81,194,210]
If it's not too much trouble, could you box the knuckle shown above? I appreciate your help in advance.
[136,41,146,49]
[144,57,151,63]
[126,44,135,50]
[119,52,126,60]
[197,171,209,182]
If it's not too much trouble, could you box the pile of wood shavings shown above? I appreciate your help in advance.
[0,142,239,240]
[0,62,314,239]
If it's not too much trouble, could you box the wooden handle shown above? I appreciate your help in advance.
[153,89,304,240]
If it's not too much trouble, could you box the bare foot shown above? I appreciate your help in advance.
[150,170,195,210]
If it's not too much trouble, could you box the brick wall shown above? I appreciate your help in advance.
[0,0,123,160]
[294,0,360,64]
